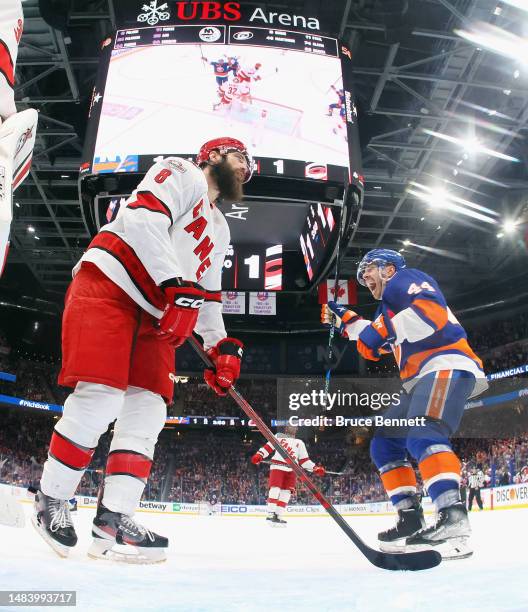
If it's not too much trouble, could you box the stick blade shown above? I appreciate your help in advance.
[366,547,442,571]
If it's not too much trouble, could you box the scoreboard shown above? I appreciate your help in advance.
[79,1,363,293]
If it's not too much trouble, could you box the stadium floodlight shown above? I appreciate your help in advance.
[501,0,528,12]
[423,128,519,162]
[503,219,519,233]
[462,137,481,155]
[407,183,498,225]
[454,21,528,65]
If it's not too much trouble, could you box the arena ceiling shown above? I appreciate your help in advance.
[4,0,528,310]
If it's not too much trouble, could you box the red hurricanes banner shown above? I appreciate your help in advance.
[318,278,357,305]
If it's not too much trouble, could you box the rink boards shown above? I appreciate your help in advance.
[3,482,528,516]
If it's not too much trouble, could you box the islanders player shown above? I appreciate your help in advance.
[322,249,487,559]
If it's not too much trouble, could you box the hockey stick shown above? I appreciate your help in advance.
[189,335,441,571]
[322,183,348,408]
[261,460,343,476]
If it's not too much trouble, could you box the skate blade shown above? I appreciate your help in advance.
[405,536,473,560]
[0,493,25,528]
[87,538,166,565]
[379,538,407,553]
[31,515,71,558]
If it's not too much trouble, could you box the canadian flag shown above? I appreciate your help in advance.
[318,278,357,305]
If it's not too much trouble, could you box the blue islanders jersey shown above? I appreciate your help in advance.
[371,268,487,396]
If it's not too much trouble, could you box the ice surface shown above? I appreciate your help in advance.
[2,503,527,612]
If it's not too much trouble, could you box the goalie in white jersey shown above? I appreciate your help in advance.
[251,425,325,525]
[0,0,38,277]
[33,137,252,563]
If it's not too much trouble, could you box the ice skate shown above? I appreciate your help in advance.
[266,512,287,527]
[32,490,78,558]
[378,496,425,552]
[88,503,168,564]
[405,502,473,560]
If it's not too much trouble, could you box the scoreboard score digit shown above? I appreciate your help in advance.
[222,244,283,291]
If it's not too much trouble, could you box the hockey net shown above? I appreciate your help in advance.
[229,97,303,137]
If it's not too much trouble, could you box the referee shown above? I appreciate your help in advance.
[468,466,485,511]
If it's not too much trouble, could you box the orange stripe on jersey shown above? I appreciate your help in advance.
[413,299,448,329]
[425,370,451,419]
[400,338,483,381]
[372,314,390,339]
[419,451,461,482]
[380,466,416,493]
[393,345,402,368]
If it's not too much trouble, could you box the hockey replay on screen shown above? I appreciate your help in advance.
[79,0,363,292]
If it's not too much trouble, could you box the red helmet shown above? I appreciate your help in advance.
[196,137,253,183]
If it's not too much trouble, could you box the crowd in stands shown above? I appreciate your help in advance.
[0,310,527,507]
[1,406,527,506]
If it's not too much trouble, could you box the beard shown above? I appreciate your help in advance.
[210,157,244,204]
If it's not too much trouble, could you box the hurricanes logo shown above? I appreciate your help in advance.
[137,1,170,25]
[15,127,33,156]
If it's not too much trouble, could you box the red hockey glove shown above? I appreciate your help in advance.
[251,454,263,465]
[156,280,205,347]
[313,465,326,477]
[204,337,244,396]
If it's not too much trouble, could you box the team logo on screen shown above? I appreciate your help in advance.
[233,31,253,41]
[199,26,222,42]
[137,1,170,26]
[93,155,139,174]
[305,162,328,181]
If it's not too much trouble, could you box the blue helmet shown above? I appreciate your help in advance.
[357,249,406,286]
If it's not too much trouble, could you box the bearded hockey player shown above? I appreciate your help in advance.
[33,137,252,563]
[251,425,325,525]
[0,0,38,278]
[322,249,487,559]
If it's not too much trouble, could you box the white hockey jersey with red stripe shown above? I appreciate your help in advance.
[0,0,23,120]
[75,157,229,350]
[256,434,316,473]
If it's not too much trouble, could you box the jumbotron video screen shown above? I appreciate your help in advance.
[82,23,357,182]
[80,17,362,292]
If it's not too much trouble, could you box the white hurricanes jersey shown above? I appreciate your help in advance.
[255,434,316,473]
[0,0,23,120]
[76,157,229,350]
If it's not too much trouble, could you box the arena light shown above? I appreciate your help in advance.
[462,136,481,155]
[423,128,519,162]
[407,183,498,224]
[403,239,411,246]
[501,0,528,12]
[454,22,528,65]
[401,243,469,262]
[503,219,519,233]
